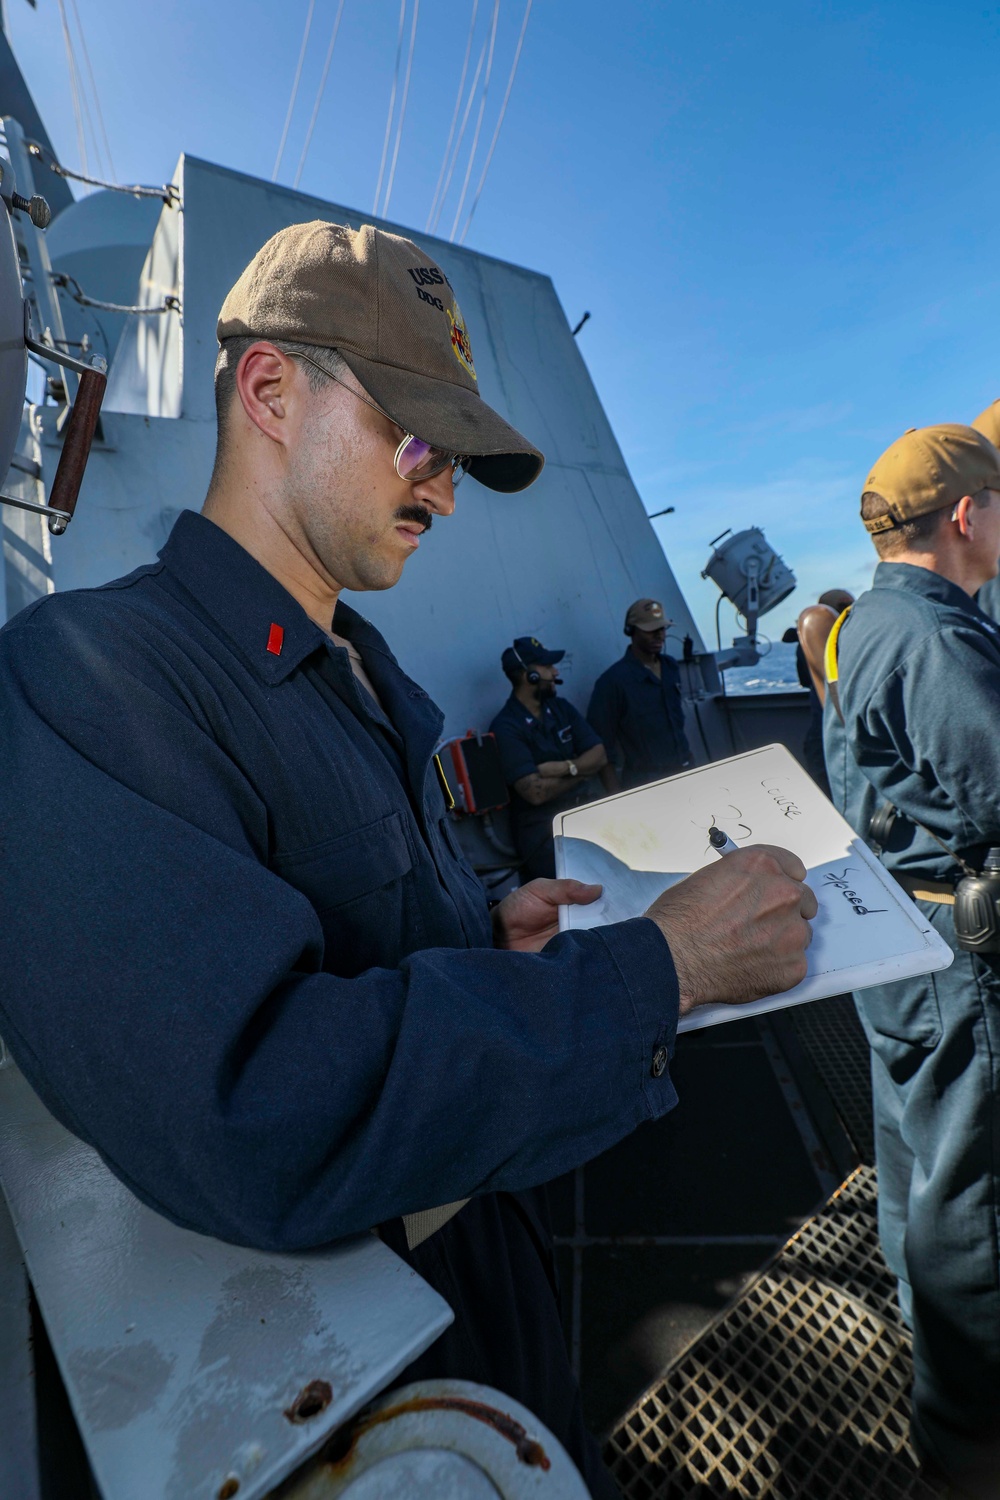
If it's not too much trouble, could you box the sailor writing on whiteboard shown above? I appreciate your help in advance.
[0,221,816,1498]
[824,424,1000,1499]
[490,637,608,881]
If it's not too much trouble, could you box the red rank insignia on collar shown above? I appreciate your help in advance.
[266,623,284,656]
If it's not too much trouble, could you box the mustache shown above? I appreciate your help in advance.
[395,502,433,534]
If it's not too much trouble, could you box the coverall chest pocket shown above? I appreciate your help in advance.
[272,811,421,978]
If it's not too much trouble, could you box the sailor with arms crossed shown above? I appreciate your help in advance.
[0,221,816,1497]
[825,423,1000,1498]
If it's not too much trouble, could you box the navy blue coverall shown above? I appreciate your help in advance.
[489,693,602,880]
[587,650,692,790]
[977,572,1000,624]
[0,512,682,1498]
[824,561,1000,1495]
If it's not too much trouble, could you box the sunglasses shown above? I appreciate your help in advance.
[291,350,469,487]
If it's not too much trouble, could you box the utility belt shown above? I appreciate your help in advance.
[893,873,956,906]
[870,802,1000,952]
[401,1200,468,1250]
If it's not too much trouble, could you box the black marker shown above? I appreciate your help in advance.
[708,826,740,856]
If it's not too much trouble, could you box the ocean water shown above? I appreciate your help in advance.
[721,639,807,696]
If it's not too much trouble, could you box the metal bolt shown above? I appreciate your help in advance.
[283,1379,333,1423]
[11,192,51,230]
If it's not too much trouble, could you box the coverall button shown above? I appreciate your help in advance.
[651,1046,668,1078]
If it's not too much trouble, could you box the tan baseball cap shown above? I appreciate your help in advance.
[861,424,1000,534]
[625,598,669,632]
[217,220,544,493]
[973,399,1000,447]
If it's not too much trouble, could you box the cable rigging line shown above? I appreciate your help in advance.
[380,0,420,218]
[68,0,116,181]
[52,269,180,316]
[273,0,316,181]
[55,0,89,178]
[448,0,500,242]
[372,0,407,215]
[429,28,487,234]
[425,0,478,232]
[294,0,347,189]
[57,0,106,184]
[28,141,180,203]
[458,0,531,244]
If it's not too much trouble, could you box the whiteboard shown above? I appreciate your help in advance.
[553,743,953,1032]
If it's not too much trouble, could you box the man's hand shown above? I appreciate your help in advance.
[492,879,603,952]
[645,846,817,1015]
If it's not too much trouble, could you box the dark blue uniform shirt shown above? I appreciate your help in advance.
[587,650,691,789]
[489,693,602,863]
[824,561,1000,880]
[976,572,1000,624]
[0,512,679,1250]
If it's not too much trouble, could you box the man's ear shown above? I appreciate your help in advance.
[953,493,977,538]
[235,343,296,445]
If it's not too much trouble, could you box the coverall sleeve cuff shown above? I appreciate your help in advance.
[592,916,680,1117]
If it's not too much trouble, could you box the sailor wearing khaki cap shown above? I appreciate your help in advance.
[217,219,543,493]
[587,598,692,791]
[824,423,1000,1496]
[0,218,819,1500]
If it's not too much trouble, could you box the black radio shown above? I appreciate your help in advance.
[868,802,1000,955]
[954,848,1000,954]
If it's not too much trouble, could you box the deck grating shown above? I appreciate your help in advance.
[602,1167,942,1499]
[787,997,875,1166]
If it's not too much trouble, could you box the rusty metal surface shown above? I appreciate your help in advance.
[0,1063,453,1500]
[603,1168,944,1499]
[273,1379,590,1498]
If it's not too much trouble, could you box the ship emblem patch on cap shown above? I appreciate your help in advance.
[447,303,476,381]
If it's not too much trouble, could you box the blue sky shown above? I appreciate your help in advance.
[8,0,1000,644]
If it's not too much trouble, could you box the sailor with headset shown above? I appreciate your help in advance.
[823,423,1000,1499]
[489,636,608,880]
